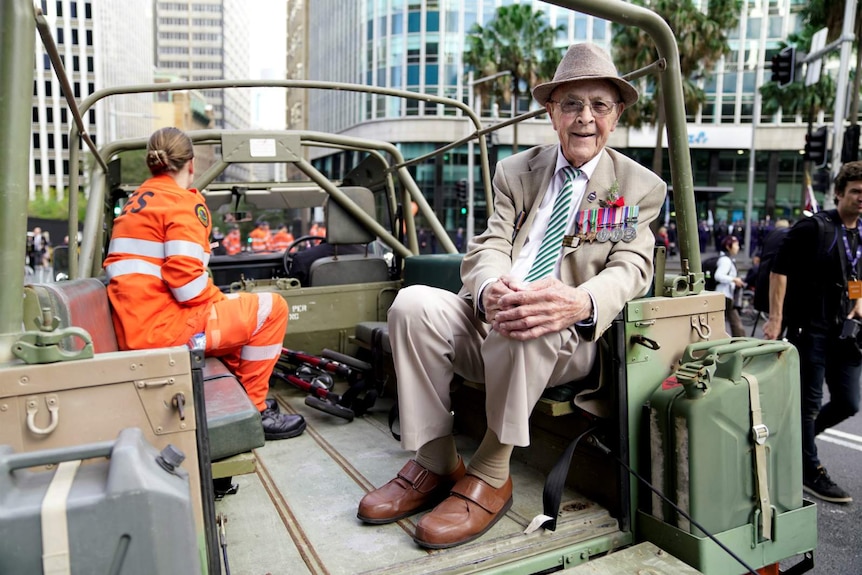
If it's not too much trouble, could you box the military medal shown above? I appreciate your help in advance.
[596,208,611,242]
[576,210,589,241]
[609,207,624,242]
[622,206,639,242]
[586,209,598,242]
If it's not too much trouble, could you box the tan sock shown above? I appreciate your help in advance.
[415,435,460,476]
[466,429,513,488]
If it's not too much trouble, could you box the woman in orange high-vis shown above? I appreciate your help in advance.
[103,127,304,440]
[222,227,242,255]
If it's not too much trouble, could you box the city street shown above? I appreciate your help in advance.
[666,248,862,574]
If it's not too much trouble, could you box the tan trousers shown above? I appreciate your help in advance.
[388,285,596,450]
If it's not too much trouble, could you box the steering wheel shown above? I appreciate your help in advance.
[283,235,326,276]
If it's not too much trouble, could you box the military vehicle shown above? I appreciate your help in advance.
[0,0,816,573]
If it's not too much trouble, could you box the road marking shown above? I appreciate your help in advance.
[818,434,862,452]
[823,429,862,444]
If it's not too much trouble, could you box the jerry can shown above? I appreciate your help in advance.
[647,338,802,537]
[0,427,201,574]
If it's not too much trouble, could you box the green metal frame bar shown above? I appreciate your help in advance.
[79,128,459,276]
[67,80,491,268]
[0,1,35,362]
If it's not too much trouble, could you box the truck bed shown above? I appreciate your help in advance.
[215,384,627,575]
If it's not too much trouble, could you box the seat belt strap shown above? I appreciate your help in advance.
[743,373,772,541]
[525,426,594,534]
[41,459,82,575]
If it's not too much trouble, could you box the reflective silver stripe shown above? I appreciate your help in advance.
[105,259,163,280]
[107,238,165,259]
[225,293,241,300]
[240,343,282,361]
[165,240,206,262]
[252,292,273,335]
[171,271,210,302]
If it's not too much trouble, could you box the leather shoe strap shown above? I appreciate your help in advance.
[450,475,510,514]
[396,460,437,494]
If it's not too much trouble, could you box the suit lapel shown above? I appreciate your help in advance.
[513,147,557,255]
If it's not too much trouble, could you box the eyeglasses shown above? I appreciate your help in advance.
[549,99,619,117]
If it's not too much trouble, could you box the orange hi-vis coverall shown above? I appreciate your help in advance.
[271,230,294,252]
[249,227,272,252]
[222,230,242,255]
[103,174,287,410]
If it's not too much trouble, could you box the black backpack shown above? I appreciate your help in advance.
[702,255,721,290]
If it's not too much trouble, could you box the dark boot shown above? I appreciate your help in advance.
[260,408,306,440]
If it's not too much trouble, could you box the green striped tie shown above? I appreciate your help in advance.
[524,166,580,282]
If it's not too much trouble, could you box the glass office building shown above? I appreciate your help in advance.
[305,0,854,240]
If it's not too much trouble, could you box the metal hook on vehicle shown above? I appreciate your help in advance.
[26,394,60,436]
[690,314,712,340]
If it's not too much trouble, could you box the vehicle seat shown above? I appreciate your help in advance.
[23,278,264,462]
[307,187,389,286]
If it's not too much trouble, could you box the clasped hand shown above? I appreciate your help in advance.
[483,275,592,340]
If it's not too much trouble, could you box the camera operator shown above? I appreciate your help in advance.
[764,161,862,504]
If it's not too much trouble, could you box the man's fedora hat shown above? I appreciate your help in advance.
[532,43,638,107]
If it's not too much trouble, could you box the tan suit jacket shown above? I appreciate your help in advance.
[460,144,666,339]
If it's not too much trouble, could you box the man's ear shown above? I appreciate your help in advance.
[545,102,558,130]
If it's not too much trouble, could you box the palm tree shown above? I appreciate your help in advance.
[463,4,563,154]
[761,0,859,144]
[612,0,741,176]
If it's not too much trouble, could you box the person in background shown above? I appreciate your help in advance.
[764,161,862,504]
[271,224,295,252]
[655,225,670,251]
[103,127,305,441]
[714,235,746,337]
[222,226,242,255]
[454,227,466,253]
[752,218,790,313]
[249,220,273,252]
[357,43,665,548]
[211,226,227,256]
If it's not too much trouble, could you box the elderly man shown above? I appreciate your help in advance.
[357,43,666,548]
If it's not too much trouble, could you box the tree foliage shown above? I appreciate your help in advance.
[760,0,859,121]
[611,0,740,174]
[28,189,88,222]
[612,0,740,129]
[463,4,563,113]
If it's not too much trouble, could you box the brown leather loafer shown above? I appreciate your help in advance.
[357,457,465,524]
[413,474,513,549]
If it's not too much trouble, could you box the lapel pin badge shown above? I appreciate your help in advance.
[586,191,597,203]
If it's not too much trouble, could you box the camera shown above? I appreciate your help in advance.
[839,318,862,340]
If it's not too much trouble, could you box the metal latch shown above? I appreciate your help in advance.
[752,423,769,445]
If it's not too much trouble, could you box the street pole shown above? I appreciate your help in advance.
[467,70,475,242]
[824,0,858,210]
[745,8,767,257]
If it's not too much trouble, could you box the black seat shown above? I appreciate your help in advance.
[307,187,389,287]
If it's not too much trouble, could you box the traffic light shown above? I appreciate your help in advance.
[842,125,861,163]
[812,169,831,193]
[455,179,467,204]
[770,46,796,88]
[805,126,829,169]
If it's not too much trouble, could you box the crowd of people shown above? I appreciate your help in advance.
[211,221,321,256]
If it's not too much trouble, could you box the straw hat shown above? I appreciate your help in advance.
[532,43,638,107]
